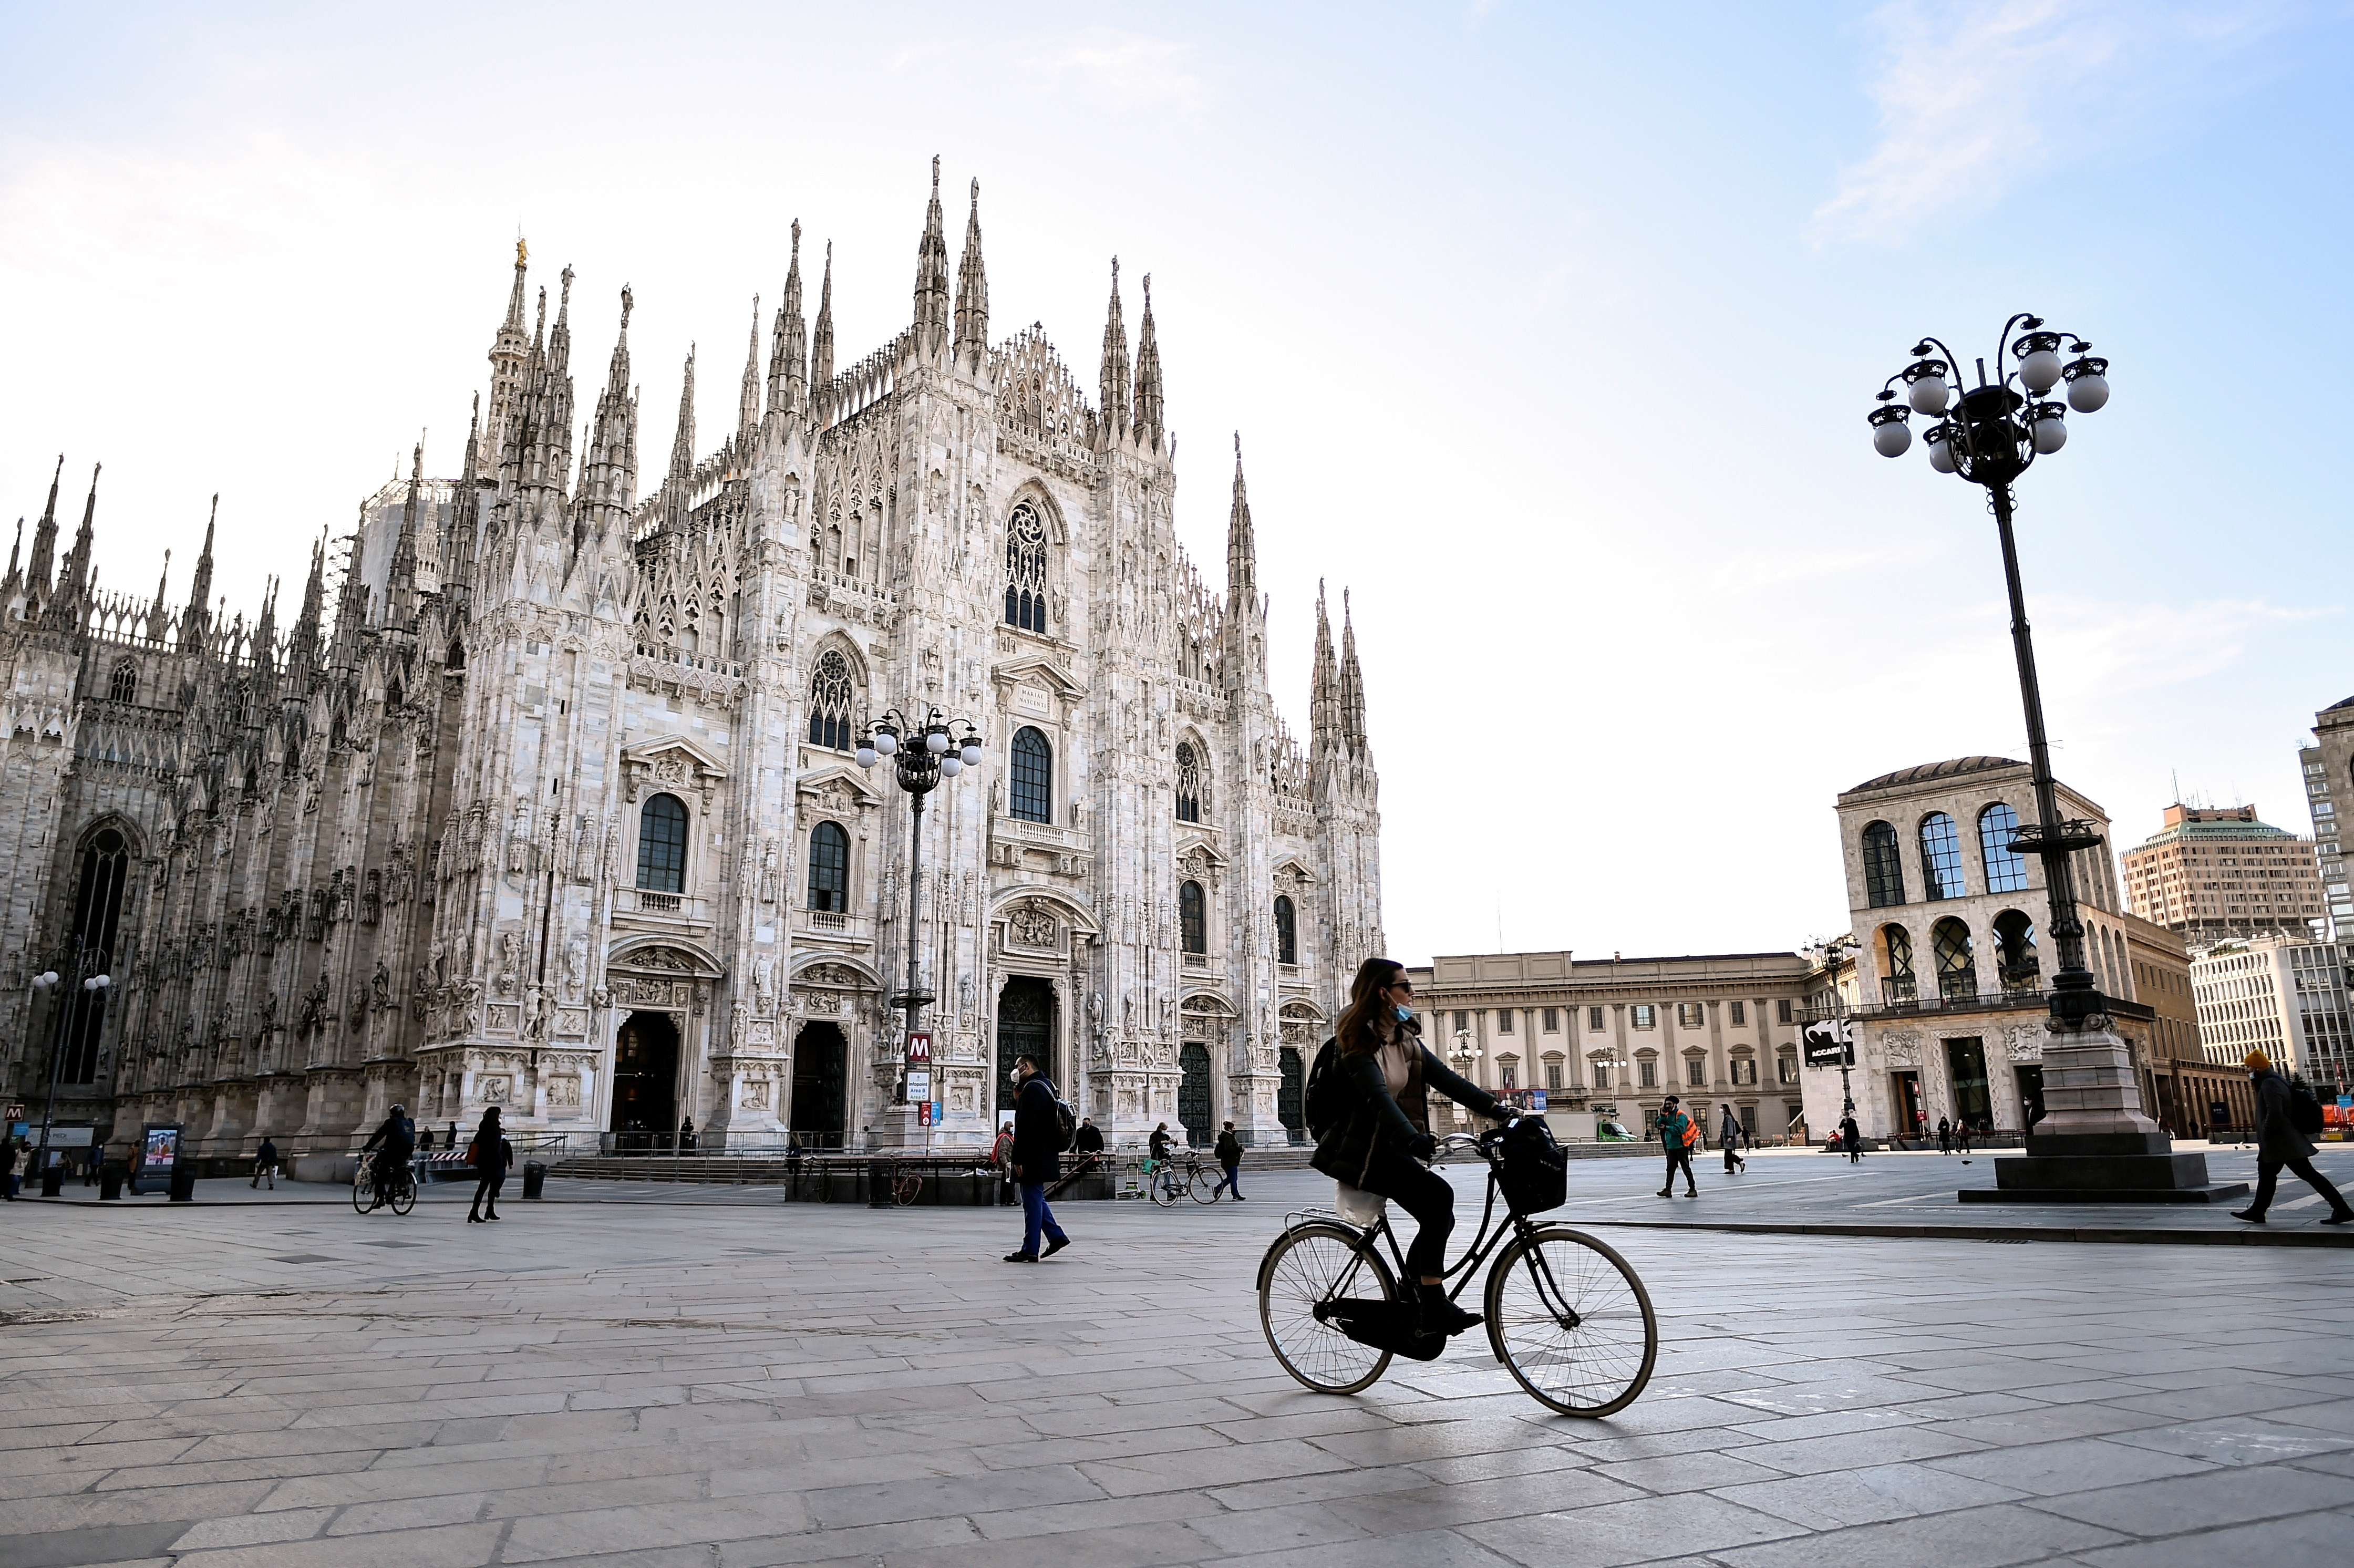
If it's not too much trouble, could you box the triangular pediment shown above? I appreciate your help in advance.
[621,732,731,777]
[1175,833,1230,871]
[796,763,884,804]
[989,654,1087,699]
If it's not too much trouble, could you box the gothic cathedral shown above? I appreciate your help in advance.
[0,162,1384,1159]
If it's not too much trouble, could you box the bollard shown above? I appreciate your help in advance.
[521,1160,547,1200]
[99,1162,123,1201]
[40,1164,65,1198]
[867,1156,890,1208]
[168,1164,197,1202]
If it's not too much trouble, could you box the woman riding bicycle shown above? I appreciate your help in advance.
[1313,957,1509,1339]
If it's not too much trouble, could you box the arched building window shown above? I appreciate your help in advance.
[1932,917,1977,999]
[1994,909,2038,990]
[807,821,849,912]
[1274,895,1297,965]
[1175,741,1203,823]
[1004,500,1048,634]
[1862,821,1905,907]
[807,649,855,750]
[107,659,137,704]
[1010,726,1052,823]
[1918,812,1968,901]
[1180,881,1206,955]
[1979,803,2030,894]
[59,827,129,1084]
[636,793,688,894]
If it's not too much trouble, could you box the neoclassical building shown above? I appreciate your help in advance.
[0,162,1383,1160]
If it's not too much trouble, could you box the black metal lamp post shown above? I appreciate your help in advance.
[856,707,983,1129]
[29,943,111,1177]
[1869,317,2112,1029]
[1812,935,1861,1120]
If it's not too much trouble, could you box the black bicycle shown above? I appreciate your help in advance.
[353,1156,416,1216]
[1256,1129,1657,1417]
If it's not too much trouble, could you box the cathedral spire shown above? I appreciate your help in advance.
[6,517,22,595]
[663,343,696,531]
[486,240,531,481]
[582,287,639,535]
[390,435,424,623]
[812,241,835,394]
[769,221,809,422]
[1098,259,1129,439]
[288,531,325,673]
[26,453,62,597]
[1133,273,1164,451]
[1227,432,1256,613]
[45,462,100,626]
[737,293,761,451]
[179,494,217,652]
[1310,579,1340,760]
[953,177,988,369]
[1340,589,1368,757]
[913,156,950,356]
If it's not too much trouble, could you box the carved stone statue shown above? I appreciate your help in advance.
[753,954,776,1014]
[370,959,393,1013]
[563,934,588,1001]
[524,987,551,1041]
[496,931,521,996]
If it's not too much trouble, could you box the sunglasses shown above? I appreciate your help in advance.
[1386,978,1414,994]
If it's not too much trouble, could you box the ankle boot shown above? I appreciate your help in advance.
[1417,1291,1483,1338]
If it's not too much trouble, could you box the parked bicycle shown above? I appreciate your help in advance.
[1145,1150,1221,1206]
[1257,1128,1657,1416]
[352,1158,416,1216]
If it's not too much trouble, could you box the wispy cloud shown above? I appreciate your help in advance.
[1013,28,1212,115]
[1812,0,2297,247]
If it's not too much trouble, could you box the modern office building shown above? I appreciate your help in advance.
[2188,935,2353,1099]
[2302,694,2354,934]
[2120,804,2326,945]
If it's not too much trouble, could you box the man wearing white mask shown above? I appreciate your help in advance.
[1003,1054,1072,1262]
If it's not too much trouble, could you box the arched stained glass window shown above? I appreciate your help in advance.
[1932,917,1977,999]
[1862,821,1905,907]
[807,821,849,912]
[1979,802,2030,893]
[1274,894,1297,965]
[1918,812,1968,901]
[636,793,688,894]
[107,659,137,704]
[1180,880,1206,955]
[1004,500,1048,634]
[1010,726,1052,823]
[807,649,855,750]
[1175,742,1202,823]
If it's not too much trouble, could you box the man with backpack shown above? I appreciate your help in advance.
[1656,1095,1699,1198]
[1212,1121,1246,1200]
[2233,1048,2354,1225]
[1002,1054,1072,1262]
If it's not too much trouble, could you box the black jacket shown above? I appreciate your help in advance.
[362,1113,413,1159]
[473,1132,514,1178]
[1310,1036,1502,1188]
[1215,1129,1243,1165]
[1010,1075,1062,1184]
[2252,1069,2314,1163]
[256,1139,278,1164]
[1073,1123,1105,1154]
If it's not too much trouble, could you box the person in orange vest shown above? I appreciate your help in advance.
[1655,1095,1699,1198]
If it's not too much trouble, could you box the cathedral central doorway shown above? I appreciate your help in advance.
[610,1011,680,1151]
[996,977,1055,1118]
[791,1023,848,1148]
[1178,1043,1212,1147]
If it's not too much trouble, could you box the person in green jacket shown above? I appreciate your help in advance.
[1656,1095,1698,1198]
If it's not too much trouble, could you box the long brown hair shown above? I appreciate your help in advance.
[1336,957,1406,1055]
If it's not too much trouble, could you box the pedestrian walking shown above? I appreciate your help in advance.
[251,1134,278,1190]
[2233,1049,2354,1225]
[418,1126,436,1154]
[1936,1116,1952,1154]
[2,1137,18,1200]
[1719,1104,1746,1173]
[1003,1054,1071,1262]
[1147,1121,1175,1201]
[1308,957,1508,1338]
[678,1116,697,1154]
[465,1107,513,1222]
[1656,1096,1700,1196]
[991,1120,1017,1206]
[1212,1121,1246,1200]
[1840,1113,1863,1163]
[1954,1120,1973,1154]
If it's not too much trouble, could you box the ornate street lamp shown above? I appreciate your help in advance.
[29,945,110,1179]
[1446,1028,1483,1129]
[857,706,983,1133]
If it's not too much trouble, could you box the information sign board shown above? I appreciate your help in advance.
[906,1069,931,1101]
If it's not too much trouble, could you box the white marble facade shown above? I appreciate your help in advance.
[0,164,1382,1157]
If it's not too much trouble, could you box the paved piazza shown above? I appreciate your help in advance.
[5,1156,2354,1568]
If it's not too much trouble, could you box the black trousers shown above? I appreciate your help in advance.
[1357,1144,1455,1280]
[469,1174,504,1218]
[1661,1146,1696,1191]
[2250,1155,2351,1218]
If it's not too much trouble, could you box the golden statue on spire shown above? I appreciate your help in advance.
[516,236,528,265]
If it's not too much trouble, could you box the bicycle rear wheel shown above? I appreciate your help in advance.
[1485,1225,1657,1417]
[894,1169,922,1206]
[1189,1165,1221,1203]
[389,1174,417,1215]
[1148,1167,1179,1206]
[1259,1222,1395,1395]
[351,1171,375,1214]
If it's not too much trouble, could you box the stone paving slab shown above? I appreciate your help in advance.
[2,1164,2352,1566]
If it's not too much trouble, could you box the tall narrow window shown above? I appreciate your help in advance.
[1919,812,1967,900]
[1588,1006,1604,1030]
[59,828,129,1084]
[1979,802,2030,893]
[1881,923,1917,999]
[807,649,854,750]
[1180,880,1206,955]
[1993,909,2038,989]
[1932,917,1977,999]
[1010,726,1052,823]
[1730,1000,1747,1025]
[1862,821,1906,907]
[1499,1010,1515,1034]
[107,659,137,704]
[636,793,688,893]
[1273,894,1297,964]
[1174,742,1203,823]
[1004,500,1048,634]
[807,821,849,912]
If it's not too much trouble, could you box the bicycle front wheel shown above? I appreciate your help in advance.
[894,1171,922,1206]
[389,1176,416,1216]
[351,1171,375,1214]
[1259,1222,1395,1395]
[1189,1166,1221,1203]
[1485,1225,1658,1418]
[1148,1169,1180,1207]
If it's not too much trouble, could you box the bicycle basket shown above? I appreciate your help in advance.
[1497,1116,1567,1215]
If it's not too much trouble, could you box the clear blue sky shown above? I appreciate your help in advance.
[3,2,2349,964]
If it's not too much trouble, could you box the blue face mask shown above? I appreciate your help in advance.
[1395,1004,1415,1023]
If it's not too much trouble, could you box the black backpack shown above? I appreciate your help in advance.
[1304,1039,1353,1140]
[2287,1077,2326,1137]
[1497,1115,1568,1215]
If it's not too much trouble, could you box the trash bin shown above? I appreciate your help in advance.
[868,1156,891,1208]
[99,1162,123,1200]
[521,1160,546,1200]
[168,1164,198,1202]
[40,1163,65,1198]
